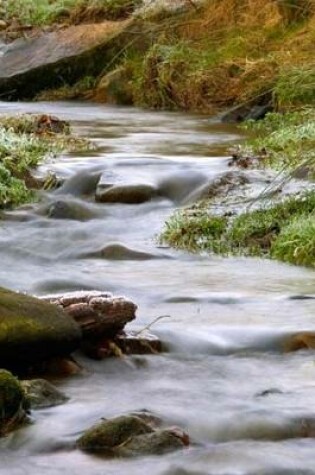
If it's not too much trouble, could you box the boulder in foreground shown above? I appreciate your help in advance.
[0,287,81,370]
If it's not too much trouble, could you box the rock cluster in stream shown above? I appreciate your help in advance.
[40,290,162,359]
[77,413,189,457]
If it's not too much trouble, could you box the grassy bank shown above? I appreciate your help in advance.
[2,0,141,26]
[0,114,90,208]
[161,190,315,267]
[116,0,315,112]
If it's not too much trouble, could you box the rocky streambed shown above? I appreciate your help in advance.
[1,101,315,475]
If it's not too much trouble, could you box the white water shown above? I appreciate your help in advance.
[0,101,315,475]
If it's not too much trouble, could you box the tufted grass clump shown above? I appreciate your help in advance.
[0,114,92,208]
[161,211,228,252]
[240,109,315,174]
[271,213,315,266]
[161,191,315,267]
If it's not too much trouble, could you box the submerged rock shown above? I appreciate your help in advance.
[0,287,81,370]
[84,243,164,261]
[0,370,28,435]
[77,413,189,457]
[83,330,162,359]
[38,199,97,221]
[95,183,158,204]
[114,330,163,355]
[21,379,68,409]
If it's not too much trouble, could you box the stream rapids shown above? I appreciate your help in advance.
[1,101,315,475]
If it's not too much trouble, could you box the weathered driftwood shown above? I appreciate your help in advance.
[40,291,137,340]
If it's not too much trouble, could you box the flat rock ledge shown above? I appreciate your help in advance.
[40,290,162,359]
[40,290,137,339]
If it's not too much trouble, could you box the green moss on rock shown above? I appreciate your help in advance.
[0,369,27,435]
[0,287,81,370]
[77,415,153,453]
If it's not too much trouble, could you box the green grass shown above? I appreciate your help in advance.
[240,109,315,175]
[0,114,91,208]
[161,191,315,267]
[271,213,315,266]
[3,0,141,26]
[161,211,228,252]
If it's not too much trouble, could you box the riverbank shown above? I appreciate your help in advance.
[0,114,90,208]
[161,109,315,267]
[0,0,314,261]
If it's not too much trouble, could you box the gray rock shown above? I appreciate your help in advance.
[95,183,158,204]
[0,20,138,100]
[39,199,97,221]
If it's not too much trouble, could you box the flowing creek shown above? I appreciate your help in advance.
[1,101,315,475]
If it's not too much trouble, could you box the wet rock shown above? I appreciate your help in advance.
[129,410,163,428]
[38,199,97,221]
[95,183,158,204]
[255,388,284,398]
[56,171,102,197]
[36,115,70,135]
[0,287,81,370]
[77,415,153,453]
[84,330,162,359]
[41,290,137,340]
[77,413,189,457]
[221,92,273,123]
[183,171,249,204]
[283,332,315,352]
[115,428,188,457]
[0,20,134,100]
[21,379,68,409]
[158,170,207,204]
[0,370,28,435]
[0,20,7,31]
[114,330,163,355]
[84,243,165,260]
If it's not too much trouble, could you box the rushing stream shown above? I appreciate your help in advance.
[1,101,315,475]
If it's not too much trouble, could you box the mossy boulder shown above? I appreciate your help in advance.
[77,415,153,453]
[0,369,28,435]
[77,413,189,457]
[0,287,81,370]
